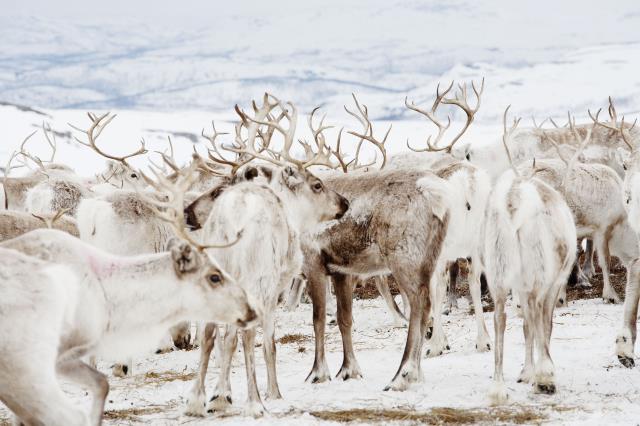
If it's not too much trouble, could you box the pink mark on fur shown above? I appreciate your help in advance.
[87,254,119,279]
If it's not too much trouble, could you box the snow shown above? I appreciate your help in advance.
[2,1,640,423]
[1,296,638,425]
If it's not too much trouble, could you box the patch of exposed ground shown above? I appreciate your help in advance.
[308,404,575,424]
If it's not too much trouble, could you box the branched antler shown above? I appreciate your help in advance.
[502,105,522,177]
[32,208,71,229]
[406,78,484,153]
[69,112,148,166]
[345,94,390,170]
[136,158,242,251]
[588,97,637,150]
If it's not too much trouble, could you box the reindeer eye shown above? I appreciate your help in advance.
[208,273,222,285]
[623,164,627,171]
[465,153,471,161]
[130,173,138,179]
[313,182,323,192]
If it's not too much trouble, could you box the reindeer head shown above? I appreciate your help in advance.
[135,160,258,329]
[167,238,258,328]
[237,164,349,226]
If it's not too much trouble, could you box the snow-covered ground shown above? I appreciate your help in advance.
[2,1,640,424]
[1,296,637,425]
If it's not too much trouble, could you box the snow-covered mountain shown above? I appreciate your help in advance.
[2,0,640,121]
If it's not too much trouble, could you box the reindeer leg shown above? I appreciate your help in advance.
[469,260,491,352]
[112,358,133,377]
[169,321,192,350]
[444,260,459,315]
[306,272,332,384]
[596,233,620,303]
[263,310,283,399]
[426,265,449,357]
[208,325,237,413]
[582,238,596,279]
[241,328,266,417]
[533,290,558,394]
[327,280,337,325]
[185,323,216,416]
[334,273,363,380]
[489,289,508,405]
[384,263,428,392]
[385,288,425,391]
[1,358,88,426]
[517,292,535,384]
[284,276,306,312]
[57,359,109,426]
[375,275,407,327]
[617,259,640,368]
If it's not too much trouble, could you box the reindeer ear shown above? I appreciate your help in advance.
[168,238,201,276]
[281,166,304,190]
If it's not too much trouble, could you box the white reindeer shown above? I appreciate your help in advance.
[0,163,257,426]
[515,113,638,303]
[484,107,577,404]
[599,117,640,367]
[183,94,349,417]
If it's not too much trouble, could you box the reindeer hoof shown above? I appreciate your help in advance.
[174,335,192,351]
[426,327,433,339]
[618,355,635,368]
[535,383,556,395]
[306,369,331,384]
[209,394,232,404]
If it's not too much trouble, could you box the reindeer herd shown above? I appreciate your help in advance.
[0,80,639,425]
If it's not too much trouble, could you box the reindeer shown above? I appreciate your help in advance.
[385,79,492,356]
[457,98,637,182]
[0,161,258,426]
[2,126,77,211]
[595,117,640,367]
[183,94,349,417]
[484,107,577,404]
[0,208,78,242]
[459,99,637,286]
[515,112,638,303]
[260,94,453,392]
[22,113,148,220]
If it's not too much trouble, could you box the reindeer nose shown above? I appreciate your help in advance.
[237,306,259,329]
[335,196,349,219]
[246,307,258,323]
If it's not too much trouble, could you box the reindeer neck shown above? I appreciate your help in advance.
[95,253,192,332]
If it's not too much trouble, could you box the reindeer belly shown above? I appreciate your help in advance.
[92,326,169,362]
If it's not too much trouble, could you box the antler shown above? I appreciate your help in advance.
[137,158,241,252]
[406,78,484,153]
[206,94,283,173]
[32,208,71,229]
[502,105,522,177]
[41,122,57,163]
[212,93,344,171]
[588,97,637,150]
[69,112,148,166]
[345,94,390,170]
[297,107,341,169]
